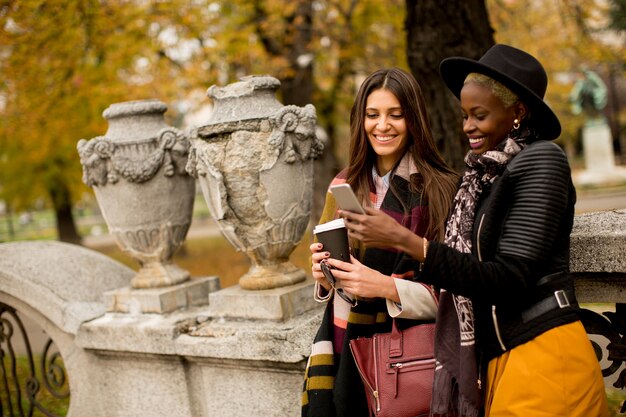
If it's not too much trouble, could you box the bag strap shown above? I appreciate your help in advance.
[389,318,403,358]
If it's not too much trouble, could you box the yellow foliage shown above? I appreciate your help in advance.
[0,0,621,214]
[487,0,625,152]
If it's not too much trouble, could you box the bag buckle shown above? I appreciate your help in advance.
[554,290,570,308]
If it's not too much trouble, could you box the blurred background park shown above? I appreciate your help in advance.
[1,0,625,288]
[0,2,625,415]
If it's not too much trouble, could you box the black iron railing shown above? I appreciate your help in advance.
[0,303,69,417]
[581,303,626,413]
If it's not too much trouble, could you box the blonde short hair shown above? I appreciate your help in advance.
[464,72,519,108]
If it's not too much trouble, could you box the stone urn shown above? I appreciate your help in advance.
[186,76,323,290]
[77,99,195,289]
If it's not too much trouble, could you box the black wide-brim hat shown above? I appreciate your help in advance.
[440,44,561,140]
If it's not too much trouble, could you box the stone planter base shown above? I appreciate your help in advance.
[208,277,318,321]
[130,261,191,289]
[239,261,306,290]
[105,276,220,314]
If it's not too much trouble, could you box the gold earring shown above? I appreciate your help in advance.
[513,119,520,130]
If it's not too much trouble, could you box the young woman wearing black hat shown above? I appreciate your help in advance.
[330,45,609,416]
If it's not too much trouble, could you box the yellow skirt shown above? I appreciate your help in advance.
[485,321,609,417]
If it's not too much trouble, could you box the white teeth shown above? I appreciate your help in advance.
[377,136,394,141]
[469,137,484,144]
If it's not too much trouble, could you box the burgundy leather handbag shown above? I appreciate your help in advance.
[349,319,435,417]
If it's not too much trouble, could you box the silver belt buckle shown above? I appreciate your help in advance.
[554,290,570,308]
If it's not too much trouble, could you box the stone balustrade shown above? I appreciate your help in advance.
[570,209,626,411]
[0,209,624,416]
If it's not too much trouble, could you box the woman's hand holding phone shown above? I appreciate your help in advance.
[340,207,417,256]
[329,183,366,214]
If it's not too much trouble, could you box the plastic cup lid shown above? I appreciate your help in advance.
[313,218,346,234]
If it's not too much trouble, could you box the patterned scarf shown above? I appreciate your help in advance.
[431,129,529,416]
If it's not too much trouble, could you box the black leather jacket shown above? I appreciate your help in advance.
[420,140,580,361]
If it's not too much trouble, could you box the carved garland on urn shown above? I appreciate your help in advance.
[78,127,189,186]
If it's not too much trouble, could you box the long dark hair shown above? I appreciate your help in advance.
[347,68,458,241]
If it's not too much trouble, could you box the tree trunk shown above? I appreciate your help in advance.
[4,205,15,242]
[253,0,314,106]
[280,0,313,107]
[275,0,341,224]
[253,0,339,223]
[405,0,495,171]
[309,2,359,224]
[49,180,82,245]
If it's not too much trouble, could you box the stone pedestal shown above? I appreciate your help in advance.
[575,118,626,186]
[75,302,324,417]
[207,278,318,321]
[104,276,220,314]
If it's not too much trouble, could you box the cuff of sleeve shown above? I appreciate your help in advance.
[388,278,437,320]
[386,297,403,318]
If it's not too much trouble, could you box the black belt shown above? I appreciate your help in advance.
[521,289,576,323]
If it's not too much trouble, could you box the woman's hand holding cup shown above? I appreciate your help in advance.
[310,242,331,291]
[312,218,351,293]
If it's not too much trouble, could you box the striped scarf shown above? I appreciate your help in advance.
[302,153,432,417]
[431,130,528,417]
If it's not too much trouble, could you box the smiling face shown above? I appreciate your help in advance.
[364,88,408,175]
[460,81,524,154]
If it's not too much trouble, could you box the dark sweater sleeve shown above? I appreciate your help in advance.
[497,141,573,260]
[419,142,573,302]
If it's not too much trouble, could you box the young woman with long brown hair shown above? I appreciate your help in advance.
[301,67,458,417]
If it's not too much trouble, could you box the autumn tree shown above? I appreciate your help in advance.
[405,0,495,171]
[224,0,406,220]
[0,0,409,241]
[2,0,621,245]
[0,1,135,244]
[309,0,406,219]
[405,0,625,168]
[0,1,213,243]
[609,0,626,31]
[488,0,626,158]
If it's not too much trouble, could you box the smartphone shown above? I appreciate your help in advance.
[330,183,366,214]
